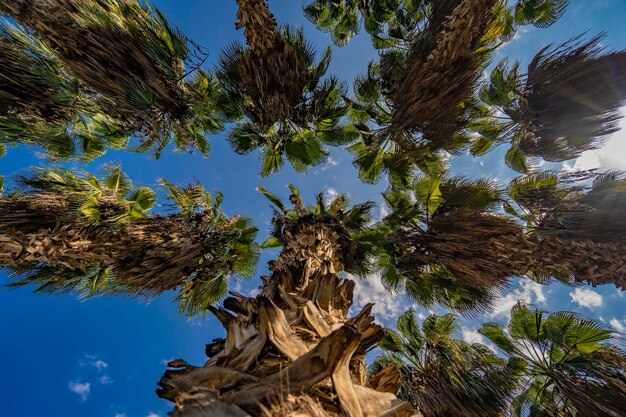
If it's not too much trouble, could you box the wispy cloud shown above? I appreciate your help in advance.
[146,413,161,417]
[490,279,546,319]
[609,318,626,333]
[68,381,91,402]
[351,273,407,324]
[99,375,113,384]
[569,287,604,310]
[81,354,109,372]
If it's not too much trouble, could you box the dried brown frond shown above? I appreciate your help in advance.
[391,0,498,146]
[396,210,626,290]
[235,0,276,53]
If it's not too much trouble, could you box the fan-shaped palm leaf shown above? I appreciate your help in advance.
[372,310,521,417]
[480,303,626,417]
[0,167,258,316]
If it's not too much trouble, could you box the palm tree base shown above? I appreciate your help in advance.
[158,222,420,416]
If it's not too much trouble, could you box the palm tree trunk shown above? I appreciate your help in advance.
[235,0,277,53]
[402,213,626,290]
[391,0,497,142]
[158,220,420,416]
[0,194,227,295]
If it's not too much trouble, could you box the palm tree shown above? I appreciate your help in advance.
[371,310,522,417]
[480,303,626,417]
[472,34,626,172]
[504,170,626,288]
[157,187,418,416]
[337,1,576,183]
[305,1,569,47]
[0,19,132,160]
[220,0,355,177]
[377,172,513,313]
[0,0,226,157]
[383,171,626,311]
[341,0,509,184]
[0,167,258,316]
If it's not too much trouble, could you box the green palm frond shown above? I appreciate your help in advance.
[480,303,626,417]
[0,0,224,158]
[373,309,521,417]
[514,0,568,28]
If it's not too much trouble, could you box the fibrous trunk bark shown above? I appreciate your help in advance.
[400,212,626,290]
[391,0,497,144]
[0,195,227,294]
[158,220,420,416]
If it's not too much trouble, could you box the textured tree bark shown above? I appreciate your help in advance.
[158,221,421,416]
[235,0,277,53]
[398,212,626,290]
[391,0,497,142]
[0,195,231,294]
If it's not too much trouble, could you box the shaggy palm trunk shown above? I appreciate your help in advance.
[158,218,419,416]
[401,213,626,290]
[391,0,496,143]
[235,0,277,53]
[0,194,225,294]
[0,0,187,118]
[233,0,310,128]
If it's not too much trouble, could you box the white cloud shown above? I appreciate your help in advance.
[569,287,604,309]
[115,414,127,417]
[315,156,340,174]
[562,109,626,172]
[325,187,339,200]
[490,280,546,319]
[610,318,626,333]
[379,204,390,220]
[146,413,160,417]
[81,354,109,371]
[461,327,497,353]
[351,273,406,323]
[68,381,91,402]
[99,375,113,385]
[461,328,486,345]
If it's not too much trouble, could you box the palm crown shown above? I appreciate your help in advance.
[480,303,626,417]
[372,310,522,417]
[1,167,258,316]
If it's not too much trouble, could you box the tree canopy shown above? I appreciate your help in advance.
[0,1,625,416]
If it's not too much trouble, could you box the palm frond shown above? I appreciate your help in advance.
[481,304,626,417]
[515,34,626,162]
[1,0,223,157]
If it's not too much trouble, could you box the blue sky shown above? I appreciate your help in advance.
[1,1,625,416]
